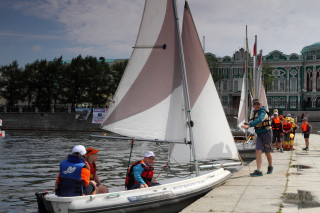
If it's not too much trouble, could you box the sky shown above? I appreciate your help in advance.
[1,0,320,67]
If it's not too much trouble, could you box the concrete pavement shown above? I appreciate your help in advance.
[181,133,320,213]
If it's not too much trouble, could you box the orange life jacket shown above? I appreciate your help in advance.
[271,117,281,130]
[282,121,292,133]
[302,123,310,132]
[125,160,154,190]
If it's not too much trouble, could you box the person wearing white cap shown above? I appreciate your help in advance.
[55,145,96,196]
[125,151,159,190]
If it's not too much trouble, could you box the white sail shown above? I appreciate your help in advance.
[169,2,239,161]
[101,0,239,162]
[257,50,269,111]
[101,0,186,142]
[237,75,246,130]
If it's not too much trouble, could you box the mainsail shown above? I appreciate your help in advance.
[101,0,239,164]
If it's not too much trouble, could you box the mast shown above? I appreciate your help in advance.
[245,26,249,124]
[172,0,199,176]
[253,35,258,99]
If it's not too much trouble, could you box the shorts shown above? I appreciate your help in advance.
[84,182,96,195]
[283,133,290,142]
[272,130,281,143]
[303,133,310,139]
[255,130,272,153]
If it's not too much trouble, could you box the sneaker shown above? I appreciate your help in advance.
[302,147,309,151]
[280,148,283,153]
[250,170,263,177]
[267,166,273,174]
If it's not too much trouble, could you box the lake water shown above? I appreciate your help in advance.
[0,130,178,213]
[6,121,319,213]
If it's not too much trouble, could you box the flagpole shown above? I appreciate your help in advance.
[253,35,257,99]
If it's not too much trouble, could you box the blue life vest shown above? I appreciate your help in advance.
[56,154,86,197]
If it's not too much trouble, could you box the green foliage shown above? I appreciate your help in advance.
[262,64,275,92]
[205,53,221,82]
[0,57,128,111]
[0,61,25,110]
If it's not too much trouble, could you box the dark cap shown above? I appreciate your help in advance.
[252,99,261,105]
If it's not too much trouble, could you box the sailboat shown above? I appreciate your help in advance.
[36,1,240,212]
[236,32,268,159]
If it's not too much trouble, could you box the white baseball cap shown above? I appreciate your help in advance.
[144,151,155,158]
[72,145,86,155]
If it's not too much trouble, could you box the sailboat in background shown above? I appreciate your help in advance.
[36,1,240,212]
[236,31,269,159]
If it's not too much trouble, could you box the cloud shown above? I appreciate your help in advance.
[6,0,320,60]
[0,31,61,40]
[31,45,42,52]
[11,0,144,47]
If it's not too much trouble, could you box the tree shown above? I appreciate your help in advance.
[23,62,40,110]
[110,60,128,95]
[205,53,221,82]
[261,64,274,92]
[0,61,25,110]
[62,55,88,109]
[82,56,112,107]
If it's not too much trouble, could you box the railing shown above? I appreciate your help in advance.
[0,105,74,113]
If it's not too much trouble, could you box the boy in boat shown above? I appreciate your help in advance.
[301,118,312,151]
[55,145,96,197]
[85,147,108,193]
[125,151,159,190]
[241,99,273,176]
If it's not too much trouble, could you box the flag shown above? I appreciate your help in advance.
[257,54,262,67]
[253,36,257,56]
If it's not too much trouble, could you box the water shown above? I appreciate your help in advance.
[0,131,172,213]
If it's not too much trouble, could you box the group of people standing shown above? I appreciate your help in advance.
[55,145,157,197]
[242,98,313,177]
[271,110,312,152]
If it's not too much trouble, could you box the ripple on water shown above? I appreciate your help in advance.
[0,130,174,212]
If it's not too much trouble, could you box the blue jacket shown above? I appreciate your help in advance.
[56,154,86,197]
[249,106,270,135]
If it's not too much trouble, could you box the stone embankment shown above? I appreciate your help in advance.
[181,134,320,213]
[0,112,102,131]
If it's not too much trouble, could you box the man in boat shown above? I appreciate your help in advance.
[241,99,273,176]
[55,145,96,197]
[85,147,109,193]
[125,151,159,190]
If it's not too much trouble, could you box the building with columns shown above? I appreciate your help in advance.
[213,42,320,115]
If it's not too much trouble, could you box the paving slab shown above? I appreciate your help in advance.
[180,134,320,213]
